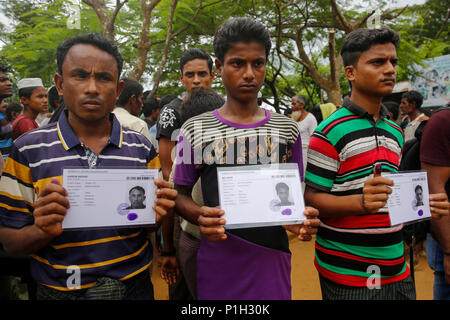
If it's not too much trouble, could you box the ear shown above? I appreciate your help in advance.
[20,95,29,106]
[179,73,185,85]
[215,58,223,77]
[116,79,125,99]
[344,65,356,82]
[54,73,64,96]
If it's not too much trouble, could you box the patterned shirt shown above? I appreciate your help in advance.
[0,111,160,291]
[173,109,303,299]
[305,98,409,287]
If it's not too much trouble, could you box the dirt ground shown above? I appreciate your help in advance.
[152,233,434,300]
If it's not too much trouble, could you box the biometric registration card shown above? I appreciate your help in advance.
[62,168,158,229]
[217,163,306,229]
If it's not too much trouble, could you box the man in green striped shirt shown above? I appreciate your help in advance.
[304,27,449,300]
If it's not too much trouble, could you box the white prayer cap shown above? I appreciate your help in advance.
[17,78,44,90]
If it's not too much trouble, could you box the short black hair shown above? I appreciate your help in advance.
[415,185,423,193]
[180,87,225,124]
[402,90,423,110]
[275,182,289,193]
[47,86,60,110]
[340,28,400,67]
[117,78,144,107]
[214,17,271,62]
[5,102,22,122]
[142,97,160,117]
[180,48,213,73]
[56,32,123,78]
[159,94,178,109]
[383,101,399,121]
[129,186,145,195]
[18,86,40,99]
[0,63,9,73]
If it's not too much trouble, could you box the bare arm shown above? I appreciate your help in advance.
[0,179,69,254]
[158,137,175,181]
[304,175,394,219]
[175,184,226,242]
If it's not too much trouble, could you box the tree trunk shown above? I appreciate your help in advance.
[128,0,161,80]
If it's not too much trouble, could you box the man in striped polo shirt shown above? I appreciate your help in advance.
[305,28,448,300]
[0,33,177,300]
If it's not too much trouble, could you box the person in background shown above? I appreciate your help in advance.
[383,100,400,123]
[0,64,13,161]
[142,97,160,130]
[420,107,450,300]
[399,90,428,142]
[13,78,48,139]
[113,77,151,141]
[290,94,317,177]
[5,102,22,123]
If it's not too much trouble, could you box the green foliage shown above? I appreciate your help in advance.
[0,0,448,105]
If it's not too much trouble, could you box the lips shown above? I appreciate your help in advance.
[239,84,257,91]
[381,79,395,85]
[81,98,102,108]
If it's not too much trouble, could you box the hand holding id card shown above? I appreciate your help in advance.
[384,171,431,226]
[217,163,306,229]
[62,168,158,229]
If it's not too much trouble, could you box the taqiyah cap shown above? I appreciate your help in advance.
[17,78,44,90]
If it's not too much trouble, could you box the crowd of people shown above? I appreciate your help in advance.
[0,17,448,301]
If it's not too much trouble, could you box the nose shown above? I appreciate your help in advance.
[243,63,255,81]
[193,74,201,85]
[85,76,99,94]
[385,61,397,76]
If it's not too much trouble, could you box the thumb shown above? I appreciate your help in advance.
[373,163,382,178]
[51,178,62,185]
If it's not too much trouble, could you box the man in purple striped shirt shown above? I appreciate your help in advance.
[0,33,177,300]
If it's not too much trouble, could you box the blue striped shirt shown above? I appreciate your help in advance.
[0,111,160,291]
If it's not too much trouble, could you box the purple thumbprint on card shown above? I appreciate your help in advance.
[281,208,292,215]
[418,209,423,217]
[127,212,138,221]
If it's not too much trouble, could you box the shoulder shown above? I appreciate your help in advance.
[181,111,218,131]
[13,122,58,149]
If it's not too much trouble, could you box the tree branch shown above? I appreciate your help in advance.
[149,0,178,97]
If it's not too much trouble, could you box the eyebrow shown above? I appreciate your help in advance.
[71,68,114,78]
[367,57,398,64]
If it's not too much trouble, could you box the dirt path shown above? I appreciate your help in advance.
[152,234,434,300]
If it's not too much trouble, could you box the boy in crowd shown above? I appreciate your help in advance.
[13,78,48,139]
[173,17,320,300]
[304,27,449,300]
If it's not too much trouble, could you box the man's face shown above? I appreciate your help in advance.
[0,100,7,115]
[277,187,289,203]
[0,71,13,100]
[129,188,145,209]
[215,41,266,103]
[21,87,48,113]
[291,98,304,112]
[399,97,414,116]
[180,59,214,93]
[415,188,423,203]
[345,42,398,98]
[54,44,124,124]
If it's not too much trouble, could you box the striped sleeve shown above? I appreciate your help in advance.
[305,130,340,192]
[0,144,35,228]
